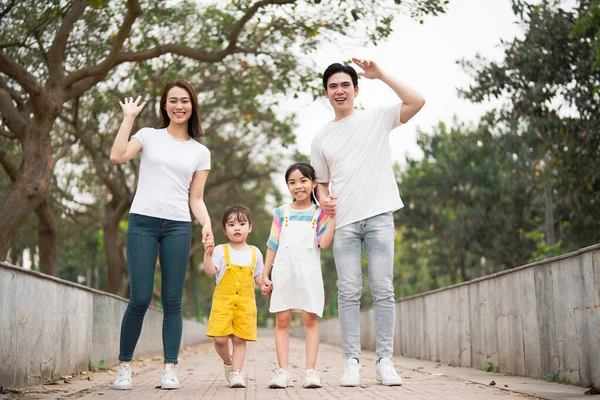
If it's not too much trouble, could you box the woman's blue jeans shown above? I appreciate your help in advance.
[118,213,191,364]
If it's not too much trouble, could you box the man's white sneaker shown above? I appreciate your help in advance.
[303,369,322,388]
[160,364,181,389]
[229,371,246,388]
[224,363,233,383]
[340,358,361,387]
[113,364,132,390]
[376,357,403,386]
[268,369,293,388]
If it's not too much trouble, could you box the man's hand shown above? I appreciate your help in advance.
[322,195,337,218]
[352,58,383,80]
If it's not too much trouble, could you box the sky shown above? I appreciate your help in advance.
[284,0,523,170]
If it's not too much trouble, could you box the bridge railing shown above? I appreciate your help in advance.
[292,243,600,387]
[0,262,208,388]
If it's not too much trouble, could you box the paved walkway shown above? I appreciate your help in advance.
[1,336,591,400]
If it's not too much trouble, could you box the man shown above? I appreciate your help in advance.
[310,58,425,387]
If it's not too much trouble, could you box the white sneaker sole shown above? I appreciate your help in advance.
[229,382,246,388]
[161,382,181,389]
[303,381,322,388]
[113,383,132,390]
[340,378,360,387]
[268,382,292,389]
[376,372,403,386]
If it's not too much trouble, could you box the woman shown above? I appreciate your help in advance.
[109,80,214,390]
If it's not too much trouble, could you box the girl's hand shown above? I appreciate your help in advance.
[202,225,214,256]
[261,278,273,296]
[119,96,147,118]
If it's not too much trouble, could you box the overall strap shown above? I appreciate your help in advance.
[250,246,257,267]
[223,243,231,267]
[282,204,290,248]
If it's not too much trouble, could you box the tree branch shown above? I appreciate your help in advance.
[0,150,18,181]
[63,0,143,89]
[63,0,292,98]
[0,0,18,21]
[0,75,27,112]
[47,0,88,80]
[0,49,45,101]
[0,86,25,137]
[0,129,16,139]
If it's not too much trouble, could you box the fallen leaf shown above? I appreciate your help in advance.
[5,387,26,394]
[43,385,60,392]
[583,387,600,395]
[107,370,115,376]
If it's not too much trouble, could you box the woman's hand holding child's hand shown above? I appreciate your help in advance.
[261,278,273,296]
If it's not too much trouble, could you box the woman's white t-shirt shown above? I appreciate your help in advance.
[129,128,211,221]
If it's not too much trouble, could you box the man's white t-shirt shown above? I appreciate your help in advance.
[129,128,211,222]
[211,244,265,284]
[310,104,404,229]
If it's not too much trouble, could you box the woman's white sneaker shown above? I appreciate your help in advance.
[340,358,361,387]
[113,364,132,390]
[303,369,322,388]
[268,369,293,388]
[375,357,403,386]
[160,364,181,389]
[229,371,246,388]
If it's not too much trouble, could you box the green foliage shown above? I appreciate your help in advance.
[525,229,566,262]
[460,0,600,251]
[88,359,108,371]
[485,360,499,373]
[397,119,539,286]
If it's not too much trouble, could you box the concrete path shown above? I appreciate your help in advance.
[1,336,592,400]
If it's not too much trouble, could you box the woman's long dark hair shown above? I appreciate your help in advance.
[285,162,317,204]
[159,79,205,138]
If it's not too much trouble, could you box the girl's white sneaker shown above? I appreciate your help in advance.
[229,371,246,388]
[268,369,293,388]
[303,369,322,388]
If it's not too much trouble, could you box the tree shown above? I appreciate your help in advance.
[460,0,600,251]
[0,0,449,269]
[396,118,539,287]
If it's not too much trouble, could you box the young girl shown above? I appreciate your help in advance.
[261,162,335,389]
[203,205,264,388]
[110,80,213,391]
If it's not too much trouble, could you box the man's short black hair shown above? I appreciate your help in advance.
[322,63,358,89]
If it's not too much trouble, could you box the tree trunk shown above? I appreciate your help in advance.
[103,213,127,294]
[0,119,55,261]
[35,199,58,276]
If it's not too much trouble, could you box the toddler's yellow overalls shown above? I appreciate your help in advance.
[206,244,258,341]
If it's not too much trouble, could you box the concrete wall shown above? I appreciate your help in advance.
[292,244,600,386]
[0,262,208,388]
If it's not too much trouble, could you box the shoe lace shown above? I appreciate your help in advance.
[305,369,319,382]
[379,359,398,377]
[116,365,131,382]
[345,360,360,378]
[162,365,177,381]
